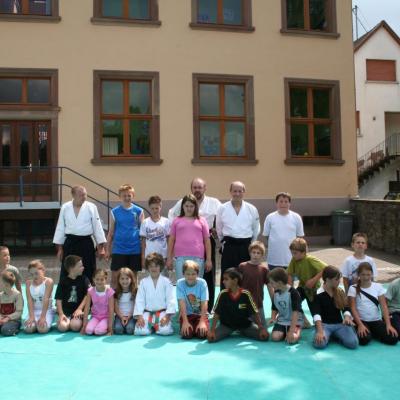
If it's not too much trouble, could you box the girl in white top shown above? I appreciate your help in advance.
[113,268,137,335]
[25,260,55,333]
[348,262,398,346]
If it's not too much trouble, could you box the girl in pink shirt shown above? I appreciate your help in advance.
[166,194,212,280]
[81,269,114,336]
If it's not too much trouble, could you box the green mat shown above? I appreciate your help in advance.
[1,287,398,400]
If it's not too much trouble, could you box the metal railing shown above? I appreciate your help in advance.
[0,165,149,230]
[357,132,400,180]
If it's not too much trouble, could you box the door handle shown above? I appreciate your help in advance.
[29,163,32,172]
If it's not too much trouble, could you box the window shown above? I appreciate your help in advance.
[190,0,254,32]
[284,78,343,164]
[192,73,256,163]
[0,0,59,20]
[92,0,160,25]
[93,71,160,164]
[281,0,338,37]
[366,60,397,82]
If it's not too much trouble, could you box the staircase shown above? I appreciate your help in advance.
[358,132,400,186]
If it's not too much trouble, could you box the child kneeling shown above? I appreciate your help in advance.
[208,268,269,343]
[177,260,209,339]
[134,253,175,336]
[268,268,303,344]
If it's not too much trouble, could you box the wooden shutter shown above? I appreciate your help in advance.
[366,59,396,81]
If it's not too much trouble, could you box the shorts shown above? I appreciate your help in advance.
[111,254,141,271]
[272,323,301,337]
[268,265,287,271]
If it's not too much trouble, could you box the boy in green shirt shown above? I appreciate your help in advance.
[287,238,327,318]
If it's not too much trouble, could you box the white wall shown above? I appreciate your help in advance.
[355,28,400,157]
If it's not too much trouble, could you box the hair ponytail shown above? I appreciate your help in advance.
[322,265,347,310]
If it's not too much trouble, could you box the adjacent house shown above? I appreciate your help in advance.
[0,0,357,250]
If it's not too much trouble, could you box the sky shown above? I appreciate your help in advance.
[352,0,400,39]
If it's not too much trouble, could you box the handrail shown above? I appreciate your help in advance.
[357,132,400,179]
[0,166,150,230]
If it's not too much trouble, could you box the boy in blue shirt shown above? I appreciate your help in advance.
[106,184,144,287]
[176,260,209,339]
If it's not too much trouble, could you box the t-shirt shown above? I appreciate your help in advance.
[176,278,209,315]
[170,217,209,258]
[348,282,385,322]
[238,262,269,308]
[214,289,258,330]
[111,204,143,254]
[341,255,378,284]
[385,278,400,314]
[55,275,91,317]
[139,216,171,258]
[272,287,304,326]
[287,255,327,301]
[0,265,22,292]
[263,211,304,266]
[0,288,23,321]
[117,292,135,316]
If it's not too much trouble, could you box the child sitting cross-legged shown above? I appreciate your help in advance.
[134,253,175,336]
[268,267,304,344]
[207,268,269,343]
[177,260,209,339]
[55,255,90,333]
[0,271,23,336]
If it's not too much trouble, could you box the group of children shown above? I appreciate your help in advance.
[1,230,400,350]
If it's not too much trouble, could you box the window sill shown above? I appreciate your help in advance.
[91,17,161,27]
[280,28,340,39]
[365,80,399,84]
[192,158,258,165]
[285,158,345,165]
[0,14,61,22]
[189,22,255,33]
[91,158,163,165]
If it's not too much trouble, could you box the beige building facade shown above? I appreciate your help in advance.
[0,0,357,249]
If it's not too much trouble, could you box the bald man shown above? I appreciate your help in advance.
[168,178,221,311]
[216,181,260,289]
[53,185,106,282]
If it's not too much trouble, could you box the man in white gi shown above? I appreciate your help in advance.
[216,181,260,289]
[168,177,221,311]
[53,185,106,282]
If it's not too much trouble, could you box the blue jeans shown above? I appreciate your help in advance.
[113,316,135,335]
[175,256,204,281]
[313,323,358,349]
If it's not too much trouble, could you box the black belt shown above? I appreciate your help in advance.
[65,234,92,239]
[222,236,252,245]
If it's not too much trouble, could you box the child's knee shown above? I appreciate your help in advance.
[125,324,135,335]
[343,337,358,349]
[157,324,173,336]
[134,325,151,336]
[24,324,37,334]
[69,319,82,332]
[37,325,50,334]
[1,325,18,336]
[313,340,328,349]
[57,321,69,333]
[113,324,125,335]
[271,331,284,342]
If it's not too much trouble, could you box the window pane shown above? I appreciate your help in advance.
[129,82,150,114]
[130,120,150,155]
[29,0,51,15]
[27,79,50,103]
[102,120,123,155]
[314,124,331,156]
[198,0,217,23]
[287,0,304,29]
[290,88,307,117]
[313,89,330,118]
[102,0,123,17]
[102,81,123,114]
[200,84,219,116]
[225,122,245,156]
[37,123,49,166]
[291,124,309,156]
[223,0,242,25]
[0,79,22,103]
[0,0,21,13]
[129,0,149,19]
[1,124,11,167]
[224,84,244,116]
[20,125,31,166]
[200,121,221,156]
[310,0,326,30]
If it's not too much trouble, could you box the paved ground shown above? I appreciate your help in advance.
[11,245,400,284]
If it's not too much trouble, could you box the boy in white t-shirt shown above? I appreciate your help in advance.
[140,196,171,269]
[262,192,304,270]
[341,233,378,293]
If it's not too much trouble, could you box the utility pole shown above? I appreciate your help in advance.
[353,5,359,39]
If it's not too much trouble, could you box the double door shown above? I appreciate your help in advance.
[0,121,52,201]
